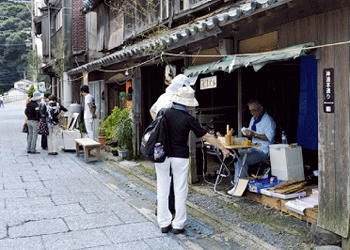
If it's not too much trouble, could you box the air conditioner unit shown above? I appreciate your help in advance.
[219,39,234,55]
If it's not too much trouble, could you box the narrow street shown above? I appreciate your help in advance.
[0,100,187,249]
[0,100,264,249]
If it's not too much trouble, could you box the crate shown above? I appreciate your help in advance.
[269,145,304,181]
[248,176,283,194]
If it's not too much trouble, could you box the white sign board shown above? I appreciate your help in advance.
[200,75,217,90]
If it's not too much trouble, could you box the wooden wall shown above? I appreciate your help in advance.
[279,7,350,238]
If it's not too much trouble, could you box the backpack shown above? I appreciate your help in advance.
[140,108,169,163]
[46,103,60,125]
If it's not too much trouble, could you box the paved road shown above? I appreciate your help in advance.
[0,100,187,249]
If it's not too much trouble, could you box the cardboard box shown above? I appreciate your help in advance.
[269,145,304,181]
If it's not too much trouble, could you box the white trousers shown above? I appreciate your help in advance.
[84,118,94,139]
[47,124,59,153]
[155,157,189,229]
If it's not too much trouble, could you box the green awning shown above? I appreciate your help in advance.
[184,42,315,77]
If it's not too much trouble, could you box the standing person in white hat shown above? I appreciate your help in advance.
[155,82,233,234]
[25,92,43,154]
[150,74,191,220]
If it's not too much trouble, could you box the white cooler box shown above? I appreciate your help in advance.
[61,129,81,151]
[269,145,304,181]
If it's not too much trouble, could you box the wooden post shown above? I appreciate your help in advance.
[83,71,88,85]
[184,54,198,184]
[132,67,142,157]
[235,37,243,137]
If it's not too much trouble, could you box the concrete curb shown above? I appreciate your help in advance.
[100,151,279,250]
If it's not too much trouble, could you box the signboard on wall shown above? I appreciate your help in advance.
[323,68,334,113]
[200,76,217,90]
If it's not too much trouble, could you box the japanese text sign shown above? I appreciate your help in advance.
[323,68,334,113]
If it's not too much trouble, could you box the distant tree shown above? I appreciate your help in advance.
[28,85,34,96]
[51,39,71,81]
[0,2,31,93]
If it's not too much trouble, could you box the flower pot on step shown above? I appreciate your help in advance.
[117,149,127,158]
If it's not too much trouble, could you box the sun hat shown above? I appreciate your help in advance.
[165,74,190,94]
[171,86,199,107]
[31,92,43,101]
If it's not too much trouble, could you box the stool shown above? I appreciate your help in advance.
[75,138,101,163]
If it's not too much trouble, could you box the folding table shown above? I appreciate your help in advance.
[204,142,261,197]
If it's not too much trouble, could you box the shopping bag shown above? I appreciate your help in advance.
[22,123,28,133]
[38,118,49,135]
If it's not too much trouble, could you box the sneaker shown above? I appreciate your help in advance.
[172,228,185,234]
[227,185,237,195]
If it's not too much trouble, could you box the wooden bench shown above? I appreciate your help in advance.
[75,138,101,163]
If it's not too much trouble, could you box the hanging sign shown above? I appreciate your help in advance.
[323,68,334,113]
[200,75,217,90]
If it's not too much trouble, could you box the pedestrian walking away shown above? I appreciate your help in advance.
[25,92,43,154]
[0,95,4,107]
[43,95,68,155]
[150,74,191,221]
[80,85,97,140]
[39,93,51,150]
[155,81,233,234]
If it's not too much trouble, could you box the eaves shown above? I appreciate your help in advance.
[68,0,290,75]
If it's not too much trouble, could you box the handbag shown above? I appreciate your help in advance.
[38,118,49,135]
[22,123,28,133]
[140,108,168,163]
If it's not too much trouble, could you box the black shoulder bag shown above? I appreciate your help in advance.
[140,108,168,163]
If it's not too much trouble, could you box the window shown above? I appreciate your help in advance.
[55,9,62,31]
[180,0,189,11]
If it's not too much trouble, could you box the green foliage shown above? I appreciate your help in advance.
[0,2,31,94]
[51,39,71,80]
[27,50,44,83]
[111,108,133,150]
[111,146,121,151]
[99,93,133,152]
[27,85,34,96]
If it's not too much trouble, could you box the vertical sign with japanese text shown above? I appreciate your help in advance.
[323,68,334,113]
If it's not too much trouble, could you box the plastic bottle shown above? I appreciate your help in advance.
[281,131,287,144]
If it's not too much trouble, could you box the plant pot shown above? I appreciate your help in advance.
[117,149,127,158]
[98,136,107,149]
[111,150,118,156]
[104,145,111,152]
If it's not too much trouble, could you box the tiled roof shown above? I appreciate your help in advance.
[68,0,288,75]
[80,0,103,14]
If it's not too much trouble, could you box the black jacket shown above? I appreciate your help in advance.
[25,101,40,121]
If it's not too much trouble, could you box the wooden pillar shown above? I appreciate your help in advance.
[132,67,142,157]
[237,69,242,137]
[234,37,243,137]
[185,55,198,184]
[83,71,89,85]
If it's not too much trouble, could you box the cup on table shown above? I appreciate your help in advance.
[243,140,251,146]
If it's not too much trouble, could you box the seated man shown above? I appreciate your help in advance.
[228,98,276,195]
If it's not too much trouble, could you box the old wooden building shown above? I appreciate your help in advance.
[34,0,350,246]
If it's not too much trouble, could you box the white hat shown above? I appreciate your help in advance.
[31,92,43,101]
[165,74,190,94]
[171,86,199,107]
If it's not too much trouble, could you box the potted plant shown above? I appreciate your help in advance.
[97,120,108,148]
[110,146,120,156]
[111,108,133,158]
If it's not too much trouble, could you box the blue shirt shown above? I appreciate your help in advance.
[248,112,276,155]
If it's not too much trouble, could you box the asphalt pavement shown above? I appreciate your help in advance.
[0,100,277,250]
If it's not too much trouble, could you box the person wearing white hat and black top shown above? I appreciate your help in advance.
[155,83,233,234]
[25,92,43,154]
